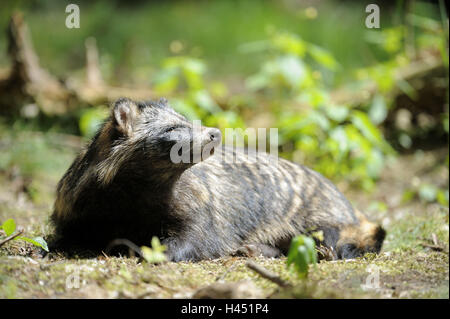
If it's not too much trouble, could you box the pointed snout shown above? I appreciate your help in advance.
[207,127,222,144]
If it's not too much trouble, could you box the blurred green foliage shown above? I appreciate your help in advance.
[0,1,447,199]
[141,237,167,264]
[0,0,395,82]
[240,30,397,190]
[79,107,109,138]
[287,235,317,279]
[402,183,449,206]
[153,56,246,131]
[0,121,76,179]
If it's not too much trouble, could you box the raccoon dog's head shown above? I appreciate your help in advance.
[98,97,221,182]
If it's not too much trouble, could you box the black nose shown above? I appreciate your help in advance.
[208,128,222,142]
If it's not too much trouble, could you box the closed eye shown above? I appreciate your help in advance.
[163,125,184,133]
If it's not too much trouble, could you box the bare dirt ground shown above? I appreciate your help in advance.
[0,128,448,299]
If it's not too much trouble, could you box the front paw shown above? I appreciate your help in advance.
[232,244,259,257]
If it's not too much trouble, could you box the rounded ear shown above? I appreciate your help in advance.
[113,98,137,135]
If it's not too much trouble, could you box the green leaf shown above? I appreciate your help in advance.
[351,111,383,146]
[297,89,329,108]
[192,90,221,113]
[2,219,16,236]
[330,126,349,153]
[141,246,167,264]
[277,55,306,88]
[307,44,339,71]
[151,236,164,251]
[303,236,317,265]
[369,94,388,125]
[307,110,330,131]
[287,235,317,278]
[205,111,245,131]
[18,236,49,252]
[272,32,306,56]
[141,236,167,264]
[325,105,349,122]
[351,111,394,155]
[295,246,309,277]
[171,99,202,120]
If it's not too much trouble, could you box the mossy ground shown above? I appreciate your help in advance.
[0,126,448,299]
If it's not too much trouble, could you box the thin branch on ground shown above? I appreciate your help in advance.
[420,243,445,252]
[105,238,143,258]
[246,260,291,288]
[0,229,24,247]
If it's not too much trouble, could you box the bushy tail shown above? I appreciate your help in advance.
[336,210,386,259]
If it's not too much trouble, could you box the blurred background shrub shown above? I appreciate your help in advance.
[0,0,447,203]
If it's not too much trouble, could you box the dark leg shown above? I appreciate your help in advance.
[232,243,283,258]
[162,237,204,262]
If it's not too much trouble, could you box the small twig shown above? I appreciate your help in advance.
[101,251,110,259]
[431,233,439,246]
[105,238,143,258]
[0,229,24,247]
[420,233,446,252]
[154,280,179,292]
[421,243,445,252]
[246,260,290,288]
